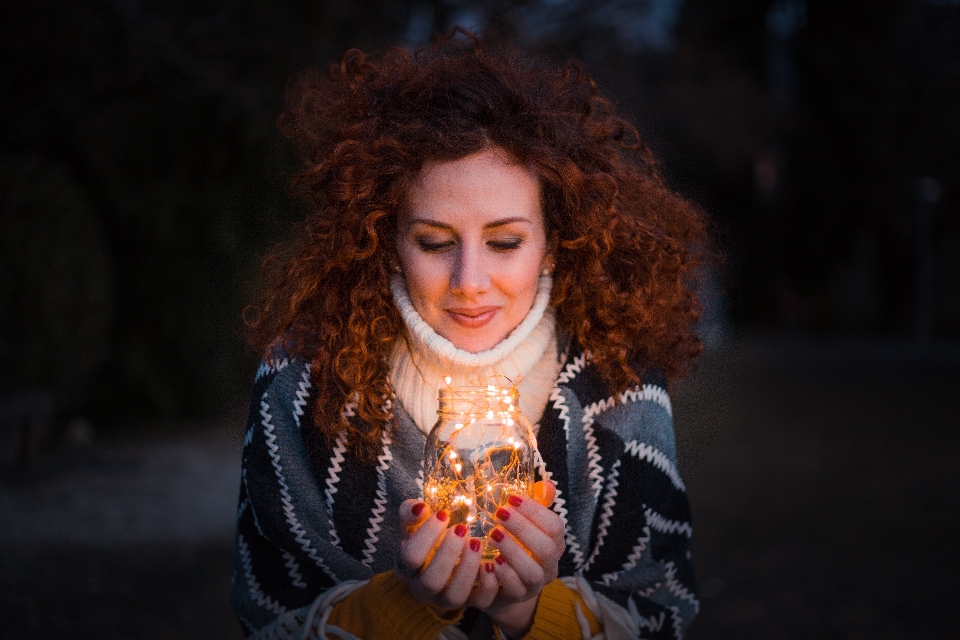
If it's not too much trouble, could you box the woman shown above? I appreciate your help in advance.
[233,34,708,640]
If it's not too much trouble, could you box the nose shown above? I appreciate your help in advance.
[450,244,490,298]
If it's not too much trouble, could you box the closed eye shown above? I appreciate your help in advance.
[417,239,455,252]
[488,238,523,251]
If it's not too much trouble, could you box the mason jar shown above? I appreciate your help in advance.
[423,384,537,558]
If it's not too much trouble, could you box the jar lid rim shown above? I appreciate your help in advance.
[438,385,520,399]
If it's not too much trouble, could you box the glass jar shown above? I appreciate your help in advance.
[423,384,537,558]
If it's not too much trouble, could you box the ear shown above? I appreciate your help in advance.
[540,250,556,276]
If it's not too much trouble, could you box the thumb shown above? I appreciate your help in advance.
[533,480,556,507]
[400,498,430,530]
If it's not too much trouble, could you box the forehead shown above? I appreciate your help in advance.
[402,148,543,228]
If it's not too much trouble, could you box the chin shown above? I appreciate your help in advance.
[446,330,508,354]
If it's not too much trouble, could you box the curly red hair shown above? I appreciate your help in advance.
[249,35,711,461]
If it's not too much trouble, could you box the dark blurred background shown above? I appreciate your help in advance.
[1,0,958,638]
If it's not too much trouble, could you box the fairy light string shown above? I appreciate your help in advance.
[423,376,535,559]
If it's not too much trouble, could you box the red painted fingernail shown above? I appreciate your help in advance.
[490,529,504,543]
[508,495,523,507]
[436,510,448,522]
[454,524,467,537]
[495,555,505,565]
[495,508,510,521]
[411,502,425,516]
[485,562,495,573]
[470,538,481,552]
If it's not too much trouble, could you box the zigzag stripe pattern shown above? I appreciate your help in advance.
[549,386,571,440]
[662,560,700,612]
[670,605,684,640]
[640,610,666,633]
[581,396,617,500]
[323,433,348,548]
[540,463,584,569]
[624,440,686,491]
[617,383,673,418]
[556,352,587,385]
[237,533,286,615]
[361,430,394,567]
[261,398,338,582]
[255,357,290,382]
[282,551,307,589]
[642,383,672,418]
[580,459,621,574]
[233,346,698,636]
[644,506,693,538]
[292,365,312,429]
[341,392,358,419]
[546,386,584,569]
[601,524,651,587]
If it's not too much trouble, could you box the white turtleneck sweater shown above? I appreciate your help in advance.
[388,274,562,436]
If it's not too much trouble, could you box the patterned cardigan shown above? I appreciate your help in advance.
[231,341,699,639]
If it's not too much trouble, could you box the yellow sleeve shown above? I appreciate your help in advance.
[520,579,601,640]
[325,571,463,640]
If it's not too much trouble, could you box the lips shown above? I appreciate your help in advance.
[446,306,499,328]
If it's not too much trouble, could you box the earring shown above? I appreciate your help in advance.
[542,268,550,276]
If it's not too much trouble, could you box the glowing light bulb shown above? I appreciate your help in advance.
[449,451,457,460]
[445,376,452,385]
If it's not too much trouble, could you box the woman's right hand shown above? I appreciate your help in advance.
[396,499,500,614]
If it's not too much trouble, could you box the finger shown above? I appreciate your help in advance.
[492,553,528,600]
[419,522,469,594]
[468,559,499,610]
[489,526,545,590]
[493,502,559,564]
[400,499,431,530]
[533,480,556,507]
[443,537,484,605]
[400,510,448,572]
[503,495,565,545]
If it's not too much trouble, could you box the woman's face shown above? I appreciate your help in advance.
[396,147,551,354]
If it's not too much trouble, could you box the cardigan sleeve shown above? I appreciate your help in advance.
[230,355,461,640]
[535,359,699,639]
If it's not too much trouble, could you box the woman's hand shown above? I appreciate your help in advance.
[484,480,565,637]
[395,499,499,615]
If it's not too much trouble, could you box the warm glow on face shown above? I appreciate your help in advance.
[396,148,550,353]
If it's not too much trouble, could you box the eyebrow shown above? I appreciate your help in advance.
[405,216,533,231]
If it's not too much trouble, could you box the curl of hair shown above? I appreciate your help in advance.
[249,33,713,462]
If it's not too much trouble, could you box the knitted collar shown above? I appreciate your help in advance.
[388,274,559,435]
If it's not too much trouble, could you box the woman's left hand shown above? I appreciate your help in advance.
[483,480,565,636]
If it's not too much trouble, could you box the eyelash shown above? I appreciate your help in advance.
[416,238,523,253]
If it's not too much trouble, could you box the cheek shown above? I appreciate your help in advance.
[499,260,543,309]
[399,254,447,311]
